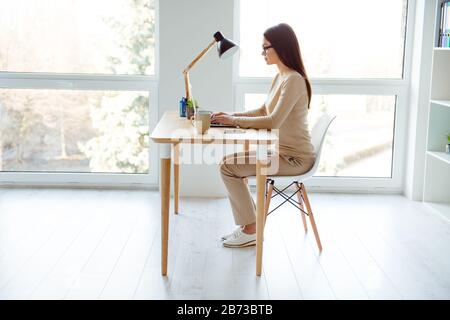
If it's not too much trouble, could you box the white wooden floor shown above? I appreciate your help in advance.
[0,188,449,300]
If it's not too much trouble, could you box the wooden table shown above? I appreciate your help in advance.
[150,111,278,276]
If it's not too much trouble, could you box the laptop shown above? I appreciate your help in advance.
[210,122,237,128]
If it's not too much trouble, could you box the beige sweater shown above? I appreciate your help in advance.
[233,70,316,165]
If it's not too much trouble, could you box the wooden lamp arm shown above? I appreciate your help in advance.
[182,39,217,101]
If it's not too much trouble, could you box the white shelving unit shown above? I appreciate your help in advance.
[423,48,450,221]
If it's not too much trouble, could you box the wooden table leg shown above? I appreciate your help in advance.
[243,141,250,186]
[160,143,171,276]
[173,143,180,215]
[256,143,268,276]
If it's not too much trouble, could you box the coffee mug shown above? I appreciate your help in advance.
[192,110,211,134]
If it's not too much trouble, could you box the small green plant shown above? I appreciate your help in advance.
[186,99,199,108]
[447,132,450,143]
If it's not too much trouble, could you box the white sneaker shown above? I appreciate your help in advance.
[222,228,256,248]
[220,227,243,241]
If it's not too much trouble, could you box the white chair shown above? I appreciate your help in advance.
[261,114,336,251]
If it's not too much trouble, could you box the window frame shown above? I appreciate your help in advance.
[0,0,160,187]
[233,0,415,192]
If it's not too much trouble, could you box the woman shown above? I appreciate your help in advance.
[211,23,316,248]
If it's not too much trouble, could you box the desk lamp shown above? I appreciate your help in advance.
[182,31,239,116]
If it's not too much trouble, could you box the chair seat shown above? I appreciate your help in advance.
[247,170,314,185]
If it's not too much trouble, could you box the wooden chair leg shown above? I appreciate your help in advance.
[300,183,322,251]
[263,180,274,229]
[295,182,308,233]
[173,143,180,215]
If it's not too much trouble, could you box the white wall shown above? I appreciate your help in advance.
[159,0,235,197]
[404,0,437,201]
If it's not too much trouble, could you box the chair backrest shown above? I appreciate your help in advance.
[308,113,336,175]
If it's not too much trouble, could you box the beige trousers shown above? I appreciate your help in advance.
[219,151,314,226]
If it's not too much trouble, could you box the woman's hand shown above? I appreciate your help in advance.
[211,112,236,126]
[211,112,235,125]
[211,111,229,121]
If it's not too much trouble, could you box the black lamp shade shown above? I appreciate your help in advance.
[213,31,239,59]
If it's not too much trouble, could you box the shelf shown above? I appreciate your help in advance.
[424,202,450,223]
[424,4,450,204]
[427,151,450,164]
[430,100,450,108]
[430,49,450,100]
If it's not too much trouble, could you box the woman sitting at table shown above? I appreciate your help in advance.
[211,23,316,248]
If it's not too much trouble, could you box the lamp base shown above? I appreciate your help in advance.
[186,107,196,120]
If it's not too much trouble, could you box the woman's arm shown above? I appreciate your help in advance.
[232,104,267,117]
[211,105,267,125]
[233,75,306,129]
[211,105,266,122]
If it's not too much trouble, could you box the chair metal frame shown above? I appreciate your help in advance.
[261,114,336,252]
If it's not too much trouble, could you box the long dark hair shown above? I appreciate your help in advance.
[264,23,312,109]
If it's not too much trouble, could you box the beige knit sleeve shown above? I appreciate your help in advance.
[232,104,267,117]
[234,75,307,129]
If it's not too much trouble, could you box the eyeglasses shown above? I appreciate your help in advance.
[262,45,273,55]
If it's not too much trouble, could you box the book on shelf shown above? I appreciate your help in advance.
[439,0,450,47]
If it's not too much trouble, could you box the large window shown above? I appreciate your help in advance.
[240,0,407,79]
[0,89,150,173]
[236,0,411,190]
[0,0,155,75]
[0,0,157,185]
